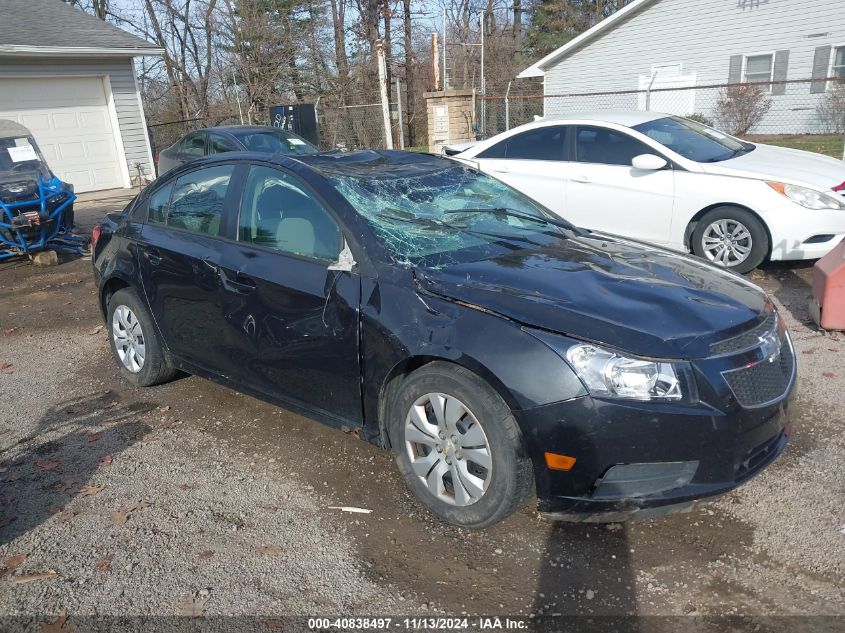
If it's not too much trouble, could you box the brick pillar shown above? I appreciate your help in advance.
[424,89,475,153]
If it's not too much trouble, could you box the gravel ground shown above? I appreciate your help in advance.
[0,192,843,630]
[0,264,410,627]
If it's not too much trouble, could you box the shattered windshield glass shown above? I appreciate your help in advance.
[330,164,574,266]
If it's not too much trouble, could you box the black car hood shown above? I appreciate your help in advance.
[415,233,769,359]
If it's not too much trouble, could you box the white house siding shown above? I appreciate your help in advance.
[0,56,155,182]
[541,0,845,134]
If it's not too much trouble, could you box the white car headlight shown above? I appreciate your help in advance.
[767,181,845,210]
[565,343,683,401]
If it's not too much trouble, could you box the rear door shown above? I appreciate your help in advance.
[217,163,362,423]
[472,125,569,215]
[565,125,675,244]
[137,163,240,372]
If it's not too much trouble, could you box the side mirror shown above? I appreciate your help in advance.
[631,154,668,171]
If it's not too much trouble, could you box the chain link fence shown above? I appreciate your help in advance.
[477,77,845,158]
[317,100,402,151]
[147,83,415,163]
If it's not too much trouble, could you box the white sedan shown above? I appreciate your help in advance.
[449,113,845,273]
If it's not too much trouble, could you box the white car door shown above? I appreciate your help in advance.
[566,125,676,245]
[470,125,569,214]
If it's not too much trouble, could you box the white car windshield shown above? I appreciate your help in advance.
[633,116,754,163]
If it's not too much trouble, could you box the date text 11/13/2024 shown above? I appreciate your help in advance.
[307,617,529,629]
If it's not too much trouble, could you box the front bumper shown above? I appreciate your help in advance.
[514,349,794,521]
[763,199,845,261]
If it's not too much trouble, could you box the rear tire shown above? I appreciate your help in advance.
[691,206,768,274]
[107,288,176,387]
[388,362,534,528]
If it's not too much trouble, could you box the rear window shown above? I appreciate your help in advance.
[147,165,235,236]
[147,183,173,224]
[232,129,318,155]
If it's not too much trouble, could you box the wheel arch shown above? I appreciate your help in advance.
[684,202,773,258]
[376,354,521,449]
[99,275,139,321]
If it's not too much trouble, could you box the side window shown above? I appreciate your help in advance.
[477,126,566,161]
[238,165,340,261]
[208,134,238,155]
[180,133,206,157]
[147,182,173,224]
[575,126,652,166]
[167,164,235,236]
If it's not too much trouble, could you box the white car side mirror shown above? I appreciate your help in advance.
[631,154,668,171]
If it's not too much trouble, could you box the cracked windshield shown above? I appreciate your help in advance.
[331,164,574,267]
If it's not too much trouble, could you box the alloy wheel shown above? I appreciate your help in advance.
[112,305,146,373]
[701,219,753,267]
[404,393,492,506]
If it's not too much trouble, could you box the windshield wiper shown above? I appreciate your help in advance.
[444,207,574,232]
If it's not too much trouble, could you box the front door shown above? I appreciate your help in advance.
[472,124,569,215]
[218,164,362,423]
[565,125,676,245]
[137,163,238,372]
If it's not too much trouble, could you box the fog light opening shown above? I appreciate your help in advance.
[803,234,835,244]
[545,452,577,471]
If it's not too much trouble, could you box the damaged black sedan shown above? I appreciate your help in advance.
[92,150,794,527]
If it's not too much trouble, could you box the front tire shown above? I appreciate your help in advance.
[107,288,176,387]
[388,362,534,528]
[691,206,768,274]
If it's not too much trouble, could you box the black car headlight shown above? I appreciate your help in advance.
[565,343,684,401]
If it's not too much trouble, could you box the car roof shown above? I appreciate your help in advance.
[161,149,454,181]
[198,125,297,135]
[532,111,668,127]
[295,149,453,179]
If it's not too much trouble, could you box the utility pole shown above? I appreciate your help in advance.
[232,69,244,125]
[431,33,440,90]
[377,40,394,149]
[396,77,404,149]
[480,15,485,138]
[442,9,448,89]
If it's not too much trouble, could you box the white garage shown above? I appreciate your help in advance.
[0,0,163,193]
[0,76,126,192]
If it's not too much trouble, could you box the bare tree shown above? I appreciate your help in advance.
[716,83,772,135]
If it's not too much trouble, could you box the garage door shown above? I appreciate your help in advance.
[0,76,125,192]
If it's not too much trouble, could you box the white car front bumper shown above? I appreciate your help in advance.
[764,201,845,261]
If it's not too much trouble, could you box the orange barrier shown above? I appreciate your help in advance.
[810,239,845,330]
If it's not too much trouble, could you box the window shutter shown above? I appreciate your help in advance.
[810,45,831,93]
[771,50,790,95]
[728,55,743,84]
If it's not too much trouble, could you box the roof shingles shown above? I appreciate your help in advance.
[0,0,159,51]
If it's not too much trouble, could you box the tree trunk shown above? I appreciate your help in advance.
[402,0,415,146]
[330,0,350,105]
[513,0,522,53]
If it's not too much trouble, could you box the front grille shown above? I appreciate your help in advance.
[722,337,795,408]
[710,312,777,356]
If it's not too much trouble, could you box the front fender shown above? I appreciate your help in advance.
[361,278,586,443]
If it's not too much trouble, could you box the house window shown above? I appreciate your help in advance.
[744,54,774,89]
[832,46,845,81]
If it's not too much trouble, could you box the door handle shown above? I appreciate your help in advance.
[218,268,256,295]
[571,174,591,183]
[145,249,162,266]
[490,167,510,174]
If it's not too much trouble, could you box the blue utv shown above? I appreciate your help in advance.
[0,119,86,261]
